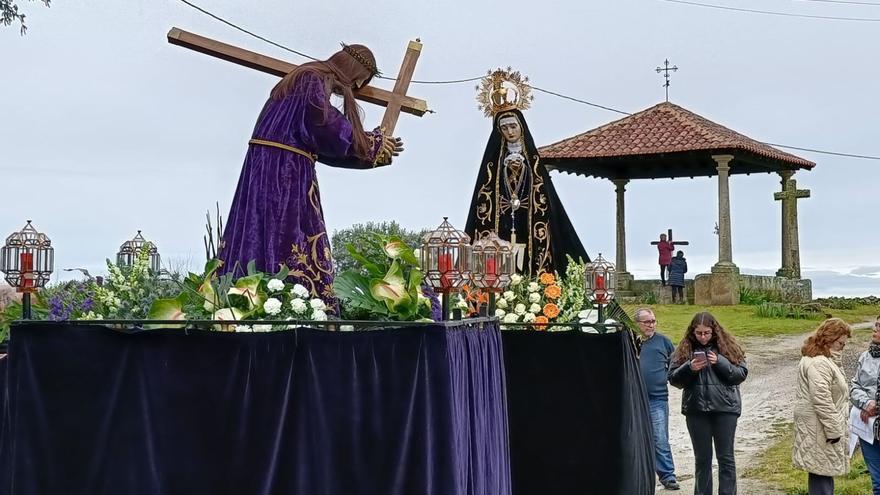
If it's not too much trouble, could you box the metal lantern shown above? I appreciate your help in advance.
[1,220,54,319]
[117,230,161,273]
[471,231,514,316]
[420,217,472,319]
[584,253,616,322]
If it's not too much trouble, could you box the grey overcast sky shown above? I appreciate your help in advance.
[2,0,877,296]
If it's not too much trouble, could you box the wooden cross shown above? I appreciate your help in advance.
[650,229,689,247]
[166,28,427,136]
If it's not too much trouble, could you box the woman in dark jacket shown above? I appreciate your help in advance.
[668,251,688,304]
[669,312,748,495]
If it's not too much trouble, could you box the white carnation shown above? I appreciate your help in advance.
[495,308,506,318]
[503,290,515,301]
[312,309,328,321]
[510,274,523,286]
[309,298,327,311]
[527,282,540,293]
[523,313,536,323]
[290,298,308,314]
[514,303,526,316]
[503,313,519,323]
[263,297,282,316]
[291,284,309,298]
[529,303,541,314]
[528,292,541,303]
[496,298,509,309]
[267,279,285,292]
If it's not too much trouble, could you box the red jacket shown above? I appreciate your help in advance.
[657,241,674,265]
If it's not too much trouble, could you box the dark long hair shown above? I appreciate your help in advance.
[672,312,746,365]
[270,44,377,160]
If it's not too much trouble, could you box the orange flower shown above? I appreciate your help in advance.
[534,315,549,330]
[539,272,556,285]
[542,303,560,319]
[544,284,562,300]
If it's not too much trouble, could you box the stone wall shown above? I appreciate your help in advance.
[739,274,812,303]
[627,275,812,305]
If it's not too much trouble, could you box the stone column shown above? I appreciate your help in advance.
[695,155,740,305]
[613,179,629,273]
[612,179,633,292]
[712,154,736,268]
[775,171,794,278]
[774,172,810,279]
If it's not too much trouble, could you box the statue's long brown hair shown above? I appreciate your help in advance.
[801,318,851,357]
[672,312,746,365]
[270,44,376,160]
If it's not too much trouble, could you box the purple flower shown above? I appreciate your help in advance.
[421,281,442,322]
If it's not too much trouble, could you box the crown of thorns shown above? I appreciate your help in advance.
[341,43,380,76]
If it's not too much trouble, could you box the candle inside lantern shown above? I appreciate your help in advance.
[20,252,34,289]
[596,274,605,290]
[439,253,452,288]
[485,257,497,286]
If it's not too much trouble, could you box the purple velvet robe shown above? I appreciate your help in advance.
[219,71,383,303]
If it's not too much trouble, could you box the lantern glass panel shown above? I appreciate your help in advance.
[420,218,472,294]
[1,221,54,291]
[470,232,514,292]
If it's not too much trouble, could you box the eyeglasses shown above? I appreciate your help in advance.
[874,322,880,328]
[694,331,713,337]
[638,319,657,325]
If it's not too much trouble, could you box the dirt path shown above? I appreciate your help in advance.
[660,321,875,494]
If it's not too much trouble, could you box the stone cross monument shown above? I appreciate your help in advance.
[774,171,810,278]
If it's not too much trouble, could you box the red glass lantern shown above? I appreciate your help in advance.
[1,220,54,293]
[584,253,616,305]
[470,231,514,293]
[420,217,472,294]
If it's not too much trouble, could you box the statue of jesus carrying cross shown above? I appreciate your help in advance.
[168,29,427,306]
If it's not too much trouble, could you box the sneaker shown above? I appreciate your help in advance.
[661,479,680,490]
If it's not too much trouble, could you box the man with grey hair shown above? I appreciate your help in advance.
[636,307,680,490]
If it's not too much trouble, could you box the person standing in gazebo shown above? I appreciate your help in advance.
[656,232,674,286]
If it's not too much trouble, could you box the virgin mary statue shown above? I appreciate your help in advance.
[465,69,589,276]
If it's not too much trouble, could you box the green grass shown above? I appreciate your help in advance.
[743,422,873,495]
[625,304,880,343]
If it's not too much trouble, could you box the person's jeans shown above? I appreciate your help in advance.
[860,438,880,494]
[686,412,738,495]
[649,398,676,482]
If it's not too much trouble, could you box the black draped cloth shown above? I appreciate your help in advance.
[0,323,511,495]
[502,330,655,495]
[465,109,589,276]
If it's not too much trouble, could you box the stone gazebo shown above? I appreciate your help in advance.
[539,102,815,305]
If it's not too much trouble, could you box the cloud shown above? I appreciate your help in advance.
[849,266,880,277]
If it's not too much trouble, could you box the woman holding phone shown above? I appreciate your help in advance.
[669,312,748,495]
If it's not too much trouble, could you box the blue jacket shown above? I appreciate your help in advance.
[639,332,676,401]
[668,256,687,287]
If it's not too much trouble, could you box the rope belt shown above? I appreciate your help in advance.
[248,139,317,163]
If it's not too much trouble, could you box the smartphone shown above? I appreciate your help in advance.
[693,351,707,362]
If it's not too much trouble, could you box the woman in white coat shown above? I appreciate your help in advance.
[792,318,852,495]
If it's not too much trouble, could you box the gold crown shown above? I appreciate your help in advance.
[475,67,533,118]
[341,43,381,76]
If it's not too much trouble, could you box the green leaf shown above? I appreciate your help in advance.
[345,243,385,277]
[203,258,223,278]
[334,271,389,316]
[246,260,257,276]
[228,274,266,311]
[274,264,290,280]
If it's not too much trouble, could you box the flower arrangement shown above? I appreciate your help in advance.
[333,234,437,321]
[464,256,596,331]
[148,259,332,331]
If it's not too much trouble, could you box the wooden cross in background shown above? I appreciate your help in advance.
[650,229,690,247]
[167,28,427,136]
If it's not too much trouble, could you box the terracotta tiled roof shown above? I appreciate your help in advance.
[539,102,815,169]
